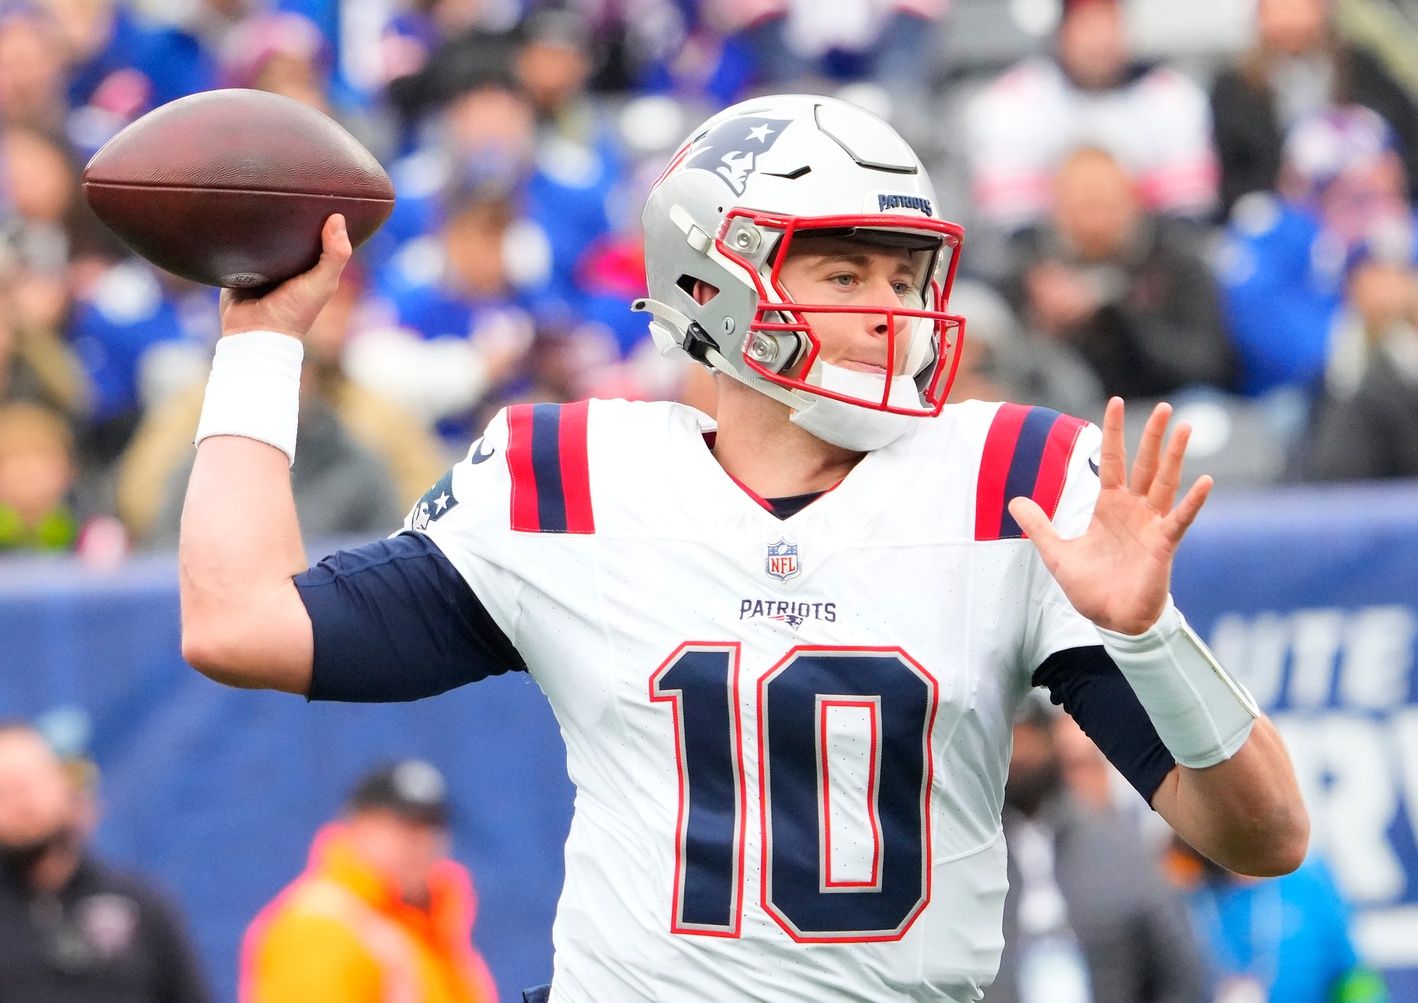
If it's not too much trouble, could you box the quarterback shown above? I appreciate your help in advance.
[179,96,1307,1002]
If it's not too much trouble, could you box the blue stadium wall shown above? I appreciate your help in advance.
[2,480,1416,1001]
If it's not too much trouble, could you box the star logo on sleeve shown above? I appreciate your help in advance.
[408,469,460,531]
[684,117,793,195]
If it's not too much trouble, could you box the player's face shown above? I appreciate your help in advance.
[776,236,920,377]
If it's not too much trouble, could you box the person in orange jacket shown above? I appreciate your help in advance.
[240,761,498,1003]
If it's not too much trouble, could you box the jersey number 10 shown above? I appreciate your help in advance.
[650,643,939,943]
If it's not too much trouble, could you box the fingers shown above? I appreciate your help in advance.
[1163,474,1213,543]
[1008,496,1063,560]
[275,213,350,305]
[224,215,349,302]
[1098,397,1127,490]
[1149,419,1191,513]
[219,215,351,338]
[321,213,353,265]
[1129,402,1171,496]
[310,214,352,289]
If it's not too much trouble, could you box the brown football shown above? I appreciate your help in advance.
[83,89,395,289]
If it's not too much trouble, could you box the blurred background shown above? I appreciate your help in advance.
[1,0,1416,1000]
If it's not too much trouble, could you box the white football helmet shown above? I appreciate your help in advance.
[635,94,966,450]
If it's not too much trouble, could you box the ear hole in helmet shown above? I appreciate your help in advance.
[678,275,720,306]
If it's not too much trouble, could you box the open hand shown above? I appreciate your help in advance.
[219,214,352,340]
[1007,398,1212,635]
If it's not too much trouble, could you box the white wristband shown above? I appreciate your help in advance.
[194,331,304,465]
[1098,599,1260,769]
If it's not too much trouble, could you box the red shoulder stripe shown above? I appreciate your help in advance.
[506,404,540,532]
[974,403,1031,541]
[558,399,595,534]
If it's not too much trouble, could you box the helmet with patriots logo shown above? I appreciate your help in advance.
[635,94,966,451]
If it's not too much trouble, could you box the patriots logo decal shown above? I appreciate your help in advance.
[683,117,792,195]
[409,469,459,531]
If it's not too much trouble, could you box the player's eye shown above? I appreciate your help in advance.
[892,280,914,297]
[827,272,858,288]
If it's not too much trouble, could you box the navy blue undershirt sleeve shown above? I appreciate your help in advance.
[294,532,526,702]
[1032,645,1176,804]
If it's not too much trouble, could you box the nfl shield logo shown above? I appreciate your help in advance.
[766,539,800,582]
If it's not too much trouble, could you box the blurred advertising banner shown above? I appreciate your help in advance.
[1172,480,1418,998]
[2,479,1416,1001]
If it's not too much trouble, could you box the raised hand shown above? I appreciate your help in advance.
[1007,398,1213,636]
[219,214,352,341]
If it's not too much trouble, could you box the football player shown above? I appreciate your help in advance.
[179,95,1308,1003]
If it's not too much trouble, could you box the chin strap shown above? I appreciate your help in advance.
[631,297,693,361]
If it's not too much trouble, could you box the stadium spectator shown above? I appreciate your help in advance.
[1005,147,1235,401]
[0,402,93,552]
[0,721,211,1003]
[375,74,614,302]
[514,9,596,130]
[219,11,332,114]
[1166,839,1388,1003]
[132,268,422,546]
[240,760,497,1003]
[0,8,71,133]
[381,0,522,143]
[1215,105,1416,398]
[514,9,630,277]
[1,125,81,276]
[50,0,215,109]
[48,0,218,157]
[1210,0,1418,216]
[357,184,537,448]
[0,267,88,421]
[964,0,1217,233]
[984,697,1209,1003]
[711,0,947,105]
[941,277,1104,417]
[66,254,213,470]
[225,0,385,116]
[562,0,693,96]
[1292,217,1418,480]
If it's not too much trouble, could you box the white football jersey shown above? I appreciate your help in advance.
[411,398,1104,1003]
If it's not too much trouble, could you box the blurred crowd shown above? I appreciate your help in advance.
[2,0,1418,563]
[984,697,1387,1003]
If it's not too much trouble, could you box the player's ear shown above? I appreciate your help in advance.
[691,280,719,306]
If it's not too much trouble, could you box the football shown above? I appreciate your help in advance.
[83,89,395,289]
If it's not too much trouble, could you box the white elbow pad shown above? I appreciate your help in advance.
[1097,599,1260,769]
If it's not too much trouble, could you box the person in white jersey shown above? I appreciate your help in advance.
[178,95,1308,1003]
